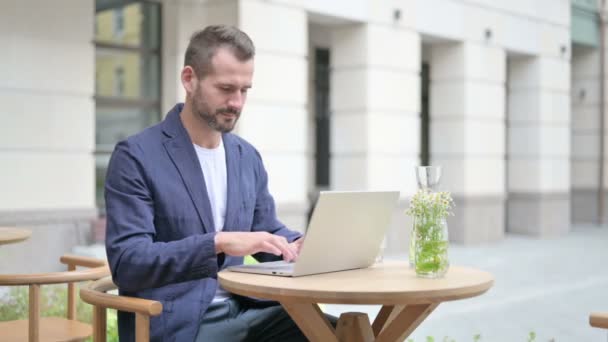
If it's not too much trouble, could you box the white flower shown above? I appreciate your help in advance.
[405,189,454,218]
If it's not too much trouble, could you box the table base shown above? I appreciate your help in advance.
[281,302,439,342]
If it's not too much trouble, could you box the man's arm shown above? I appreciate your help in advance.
[249,149,302,262]
[211,147,302,262]
[105,141,220,292]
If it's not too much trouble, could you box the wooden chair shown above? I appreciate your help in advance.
[590,312,608,329]
[80,276,162,342]
[0,254,109,342]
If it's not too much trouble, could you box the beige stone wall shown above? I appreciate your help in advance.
[0,0,95,211]
[0,0,96,271]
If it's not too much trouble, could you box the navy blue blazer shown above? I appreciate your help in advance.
[104,103,301,342]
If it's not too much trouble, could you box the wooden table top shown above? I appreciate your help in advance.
[0,227,32,245]
[219,261,494,305]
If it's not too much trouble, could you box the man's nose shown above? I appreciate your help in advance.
[227,91,244,110]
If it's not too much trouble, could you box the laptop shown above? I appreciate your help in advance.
[227,191,400,277]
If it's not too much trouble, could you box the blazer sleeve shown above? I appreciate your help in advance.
[105,140,221,292]
[249,149,302,262]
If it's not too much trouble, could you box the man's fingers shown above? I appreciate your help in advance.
[260,241,282,256]
[287,243,300,262]
[292,238,304,254]
[270,236,296,262]
[219,232,301,261]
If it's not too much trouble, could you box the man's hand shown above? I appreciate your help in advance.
[290,237,304,255]
[215,232,299,262]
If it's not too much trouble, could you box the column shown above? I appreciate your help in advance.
[331,8,421,252]
[507,56,571,236]
[237,0,309,231]
[571,47,601,224]
[430,42,507,244]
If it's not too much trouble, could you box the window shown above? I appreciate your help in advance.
[113,8,124,36]
[420,62,430,166]
[95,1,162,208]
[113,66,125,96]
[314,48,331,189]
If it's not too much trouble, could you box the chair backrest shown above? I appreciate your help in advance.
[0,254,109,342]
[80,276,163,342]
[590,312,608,329]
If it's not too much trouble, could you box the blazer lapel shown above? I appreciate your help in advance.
[161,105,215,234]
[222,133,241,231]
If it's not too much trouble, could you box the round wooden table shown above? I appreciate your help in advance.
[0,227,31,245]
[219,261,494,342]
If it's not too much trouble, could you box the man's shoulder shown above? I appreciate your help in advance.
[134,122,164,141]
[119,121,164,150]
[224,133,259,156]
[119,103,182,151]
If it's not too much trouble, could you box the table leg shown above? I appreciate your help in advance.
[374,303,439,342]
[336,312,374,342]
[371,305,405,336]
[281,302,338,342]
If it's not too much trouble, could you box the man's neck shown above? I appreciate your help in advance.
[180,101,222,149]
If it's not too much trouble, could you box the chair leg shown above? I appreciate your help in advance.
[67,264,77,320]
[28,284,40,342]
[93,306,107,342]
[135,313,150,342]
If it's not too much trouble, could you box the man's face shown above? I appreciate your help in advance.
[191,48,254,133]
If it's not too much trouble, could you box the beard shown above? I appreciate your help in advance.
[192,92,241,133]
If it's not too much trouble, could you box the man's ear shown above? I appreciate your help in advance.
[181,66,197,94]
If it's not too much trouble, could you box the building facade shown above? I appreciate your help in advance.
[1,0,606,270]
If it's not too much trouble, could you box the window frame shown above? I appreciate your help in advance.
[94,0,163,208]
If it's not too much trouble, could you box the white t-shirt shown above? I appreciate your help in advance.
[194,138,230,302]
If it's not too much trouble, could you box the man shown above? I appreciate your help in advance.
[105,25,324,341]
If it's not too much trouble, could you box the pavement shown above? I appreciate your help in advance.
[323,224,608,342]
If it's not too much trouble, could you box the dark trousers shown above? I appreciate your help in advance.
[195,297,337,342]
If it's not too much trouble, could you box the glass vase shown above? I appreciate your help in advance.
[409,166,442,268]
[412,214,449,278]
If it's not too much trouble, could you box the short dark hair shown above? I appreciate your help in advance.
[184,25,255,78]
